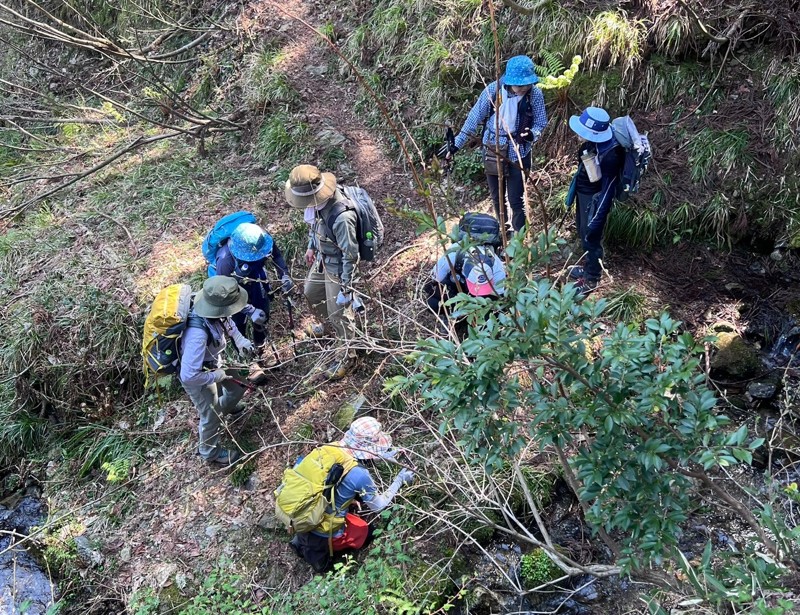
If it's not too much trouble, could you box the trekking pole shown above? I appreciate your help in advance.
[285,294,299,359]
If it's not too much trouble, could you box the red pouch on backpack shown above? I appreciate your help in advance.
[331,513,369,551]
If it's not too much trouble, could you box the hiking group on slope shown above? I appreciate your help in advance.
[141,53,649,572]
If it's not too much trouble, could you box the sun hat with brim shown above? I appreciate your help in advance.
[502,55,539,86]
[463,247,497,297]
[193,276,248,319]
[568,107,613,143]
[229,223,274,262]
[340,416,395,460]
[284,164,337,209]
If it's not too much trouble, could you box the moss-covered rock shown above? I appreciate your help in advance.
[519,548,560,589]
[710,331,762,379]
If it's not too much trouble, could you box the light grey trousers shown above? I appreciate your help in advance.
[303,262,356,347]
[183,380,245,459]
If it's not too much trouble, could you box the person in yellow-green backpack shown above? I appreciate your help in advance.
[287,417,414,572]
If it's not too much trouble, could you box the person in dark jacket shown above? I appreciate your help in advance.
[215,222,292,352]
[566,107,624,297]
[441,56,548,232]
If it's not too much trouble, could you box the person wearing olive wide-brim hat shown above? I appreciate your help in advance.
[284,164,359,381]
[565,106,624,298]
[179,276,256,465]
[440,55,548,233]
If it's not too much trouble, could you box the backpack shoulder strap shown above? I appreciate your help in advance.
[186,315,212,341]
[325,199,356,242]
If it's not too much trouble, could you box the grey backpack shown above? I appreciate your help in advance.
[326,185,384,262]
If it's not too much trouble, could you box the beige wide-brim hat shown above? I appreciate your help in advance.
[284,164,337,209]
[193,276,249,319]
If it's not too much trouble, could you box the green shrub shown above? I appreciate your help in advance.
[520,548,560,588]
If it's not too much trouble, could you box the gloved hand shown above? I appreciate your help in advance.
[281,274,294,294]
[250,309,267,327]
[518,128,541,143]
[436,142,459,159]
[396,469,415,486]
[212,368,230,383]
[237,339,255,357]
[335,290,352,307]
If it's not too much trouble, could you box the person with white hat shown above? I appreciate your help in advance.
[566,106,624,297]
[288,417,415,572]
[179,276,255,465]
[439,55,548,232]
[284,164,360,380]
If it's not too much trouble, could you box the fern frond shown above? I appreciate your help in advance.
[535,49,565,78]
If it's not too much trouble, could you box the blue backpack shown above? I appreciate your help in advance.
[202,211,256,276]
[610,116,651,202]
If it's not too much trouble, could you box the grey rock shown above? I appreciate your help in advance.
[747,381,777,400]
[74,535,103,567]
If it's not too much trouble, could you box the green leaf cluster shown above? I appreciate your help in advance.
[391,228,765,571]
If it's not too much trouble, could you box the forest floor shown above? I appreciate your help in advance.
[24,0,800,611]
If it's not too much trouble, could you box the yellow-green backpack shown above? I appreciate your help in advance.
[274,445,358,534]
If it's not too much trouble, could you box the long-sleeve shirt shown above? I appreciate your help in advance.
[574,140,623,235]
[454,80,548,162]
[215,243,289,280]
[431,246,507,294]
[310,465,404,538]
[178,316,248,388]
[310,190,360,287]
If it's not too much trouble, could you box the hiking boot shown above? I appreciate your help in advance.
[228,404,250,425]
[289,537,302,559]
[206,449,242,465]
[247,362,270,386]
[568,266,584,280]
[304,323,326,339]
[574,278,598,300]
[325,354,358,381]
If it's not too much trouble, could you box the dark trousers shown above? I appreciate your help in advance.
[423,280,474,340]
[232,279,270,347]
[576,191,605,283]
[291,523,376,573]
[486,153,531,232]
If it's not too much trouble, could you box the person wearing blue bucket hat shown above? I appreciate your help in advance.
[565,107,624,298]
[214,222,292,361]
[439,55,548,233]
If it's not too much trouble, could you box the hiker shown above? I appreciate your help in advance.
[179,276,257,465]
[214,222,293,353]
[284,164,361,380]
[566,107,624,297]
[287,417,415,572]
[425,245,507,337]
[440,55,547,232]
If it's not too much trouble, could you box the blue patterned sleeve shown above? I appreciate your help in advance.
[530,87,548,139]
[454,82,496,149]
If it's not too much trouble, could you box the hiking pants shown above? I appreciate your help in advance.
[576,190,605,283]
[486,153,531,232]
[232,278,270,348]
[303,260,356,349]
[423,279,470,341]
[183,380,246,459]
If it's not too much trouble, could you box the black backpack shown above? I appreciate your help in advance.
[458,213,502,249]
[325,186,384,262]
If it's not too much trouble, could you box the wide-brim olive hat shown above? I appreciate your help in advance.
[284,164,337,209]
[193,276,248,319]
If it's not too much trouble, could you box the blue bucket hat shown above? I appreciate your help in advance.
[229,223,274,262]
[568,107,613,143]
[502,55,539,86]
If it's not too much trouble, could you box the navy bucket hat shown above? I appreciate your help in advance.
[568,107,613,143]
[502,55,539,86]
[229,223,274,262]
